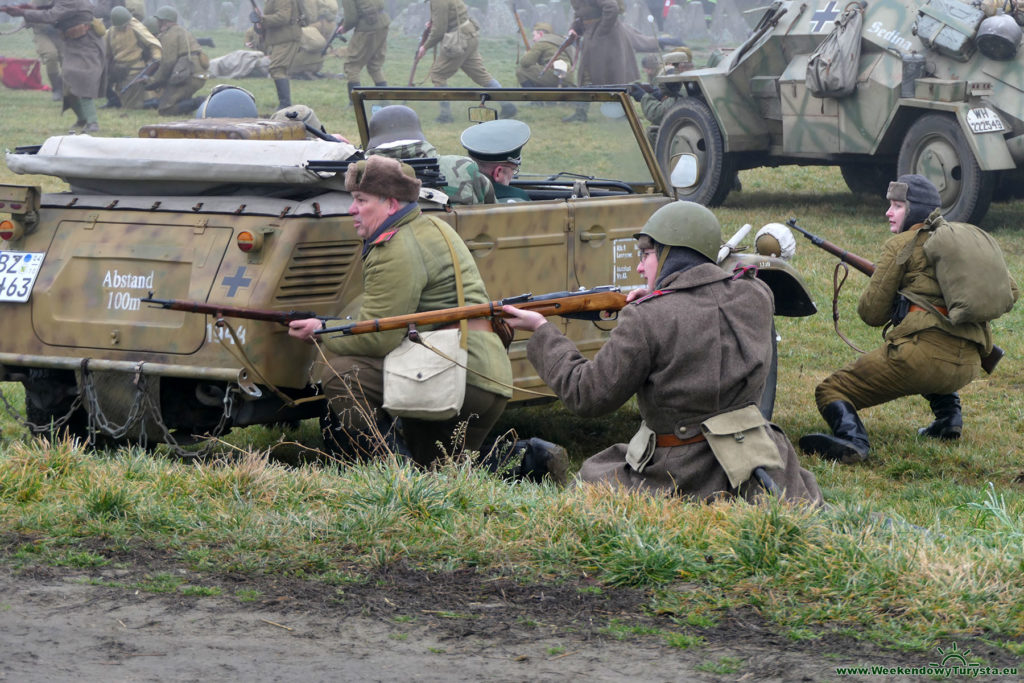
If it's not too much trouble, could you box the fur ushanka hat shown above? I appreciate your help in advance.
[344,155,421,203]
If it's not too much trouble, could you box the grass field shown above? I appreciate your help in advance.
[2,24,1024,663]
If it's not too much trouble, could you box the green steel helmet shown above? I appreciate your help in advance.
[110,6,131,27]
[634,201,722,262]
[367,105,425,149]
[155,5,178,22]
[143,15,160,34]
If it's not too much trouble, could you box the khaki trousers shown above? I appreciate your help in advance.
[320,353,507,467]
[815,329,981,411]
[428,38,494,87]
[343,27,388,82]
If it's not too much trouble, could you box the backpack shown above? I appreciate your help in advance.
[922,216,1016,324]
[806,1,865,98]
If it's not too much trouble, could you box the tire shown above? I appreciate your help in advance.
[655,98,736,207]
[758,323,778,421]
[897,113,995,224]
[839,162,895,197]
[23,369,89,440]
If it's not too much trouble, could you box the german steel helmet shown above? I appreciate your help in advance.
[110,6,131,26]
[155,5,178,22]
[367,105,426,149]
[195,84,258,118]
[634,201,722,262]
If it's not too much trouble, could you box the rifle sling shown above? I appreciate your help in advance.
[831,262,868,355]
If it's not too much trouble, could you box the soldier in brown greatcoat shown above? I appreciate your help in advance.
[9,0,107,132]
[562,0,639,122]
[503,202,823,504]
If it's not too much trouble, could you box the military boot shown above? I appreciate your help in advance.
[274,78,292,109]
[517,438,569,485]
[798,400,870,464]
[49,72,63,101]
[918,393,962,440]
[499,102,518,119]
[346,80,360,107]
[436,101,453,123]
[562,104,588,123]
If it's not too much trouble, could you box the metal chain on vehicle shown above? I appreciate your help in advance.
[0,381,85,434]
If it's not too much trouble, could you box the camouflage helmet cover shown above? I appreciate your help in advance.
[155,5,178,22]
[634,201,722,262]
[110,5,131,26]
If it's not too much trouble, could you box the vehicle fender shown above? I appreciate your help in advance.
[662,73,771,153]
[721,253,817,318]
[885,103,1014,172]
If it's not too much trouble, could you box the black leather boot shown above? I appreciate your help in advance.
[561,104,587,123]
[799,400,870,464]
[478,437,568,485]
[274,78,291,109]
[918,393,962,440]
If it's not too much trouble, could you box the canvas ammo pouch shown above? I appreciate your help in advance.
[169,54,194,84]
[382,220,468,420]
[440,20,474,59]
[700,404,783,489]
[920,218,1016,324]
[624,421,657,473]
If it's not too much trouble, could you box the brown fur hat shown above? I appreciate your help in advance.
[344,155,421,203]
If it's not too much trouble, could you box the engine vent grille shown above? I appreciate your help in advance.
[275,240,360,302]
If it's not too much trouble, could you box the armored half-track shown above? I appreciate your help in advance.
[0,87,815,448]
[654,0,1024,223]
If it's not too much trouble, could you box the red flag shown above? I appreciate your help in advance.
[0,57,49,91]
[662,0,672,18]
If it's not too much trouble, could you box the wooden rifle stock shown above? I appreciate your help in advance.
[119,60,158,95]
[408,21,431,86]
[0,3,45,12]
[317,287,627,336]
[540,32,577,76]
[786,218,1004,374]
[140,293,327,326]
[508,0,530,51]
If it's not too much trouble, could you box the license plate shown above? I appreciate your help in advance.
[966,108,1005,134]
[0,251,46,303]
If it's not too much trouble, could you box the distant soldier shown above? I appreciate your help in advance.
[461,119,531,203]
[563,0,639,122]
[288,1,338,80]
[253,0,303,109]
[418,0,515,122]
[365,105,496,205]
[104,5,161,109]
[515,22,575,88]
[628,49,693,129]
[126,0,146,21]
[91,0,124,25]
[7,0,107,132]
[333,0,390,103]
[24,0,65,101]
[145,5,208,116]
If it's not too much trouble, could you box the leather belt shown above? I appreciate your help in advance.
[909,304,948,315]
[656,432,706,447]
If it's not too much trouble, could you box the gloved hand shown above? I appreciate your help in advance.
[249,11,262,23]
[649,86,662,100]
[627,82,647,102]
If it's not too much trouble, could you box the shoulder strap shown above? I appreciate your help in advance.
[431,218,468,350]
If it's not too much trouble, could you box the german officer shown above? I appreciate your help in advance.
[799,174,1018,463]
[460,119,531,203]
[502,202,823,503]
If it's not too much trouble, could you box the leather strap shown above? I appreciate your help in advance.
[655,432,706,447]
[909,303,949,315]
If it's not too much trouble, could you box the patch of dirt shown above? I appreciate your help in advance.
[0,537,1017,682]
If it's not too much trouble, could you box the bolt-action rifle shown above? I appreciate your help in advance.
[247,0,264,34]
[508,0,530,51]
[408,20,432,86]
[321,17,348,56]
[140,293,332,326]
[119,60,159,95]
[540,30,578,76]
[316,286,627,337]
[786,218,1004,374]
[0,3,48,13]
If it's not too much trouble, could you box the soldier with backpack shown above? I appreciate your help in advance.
[799,174,1019,464]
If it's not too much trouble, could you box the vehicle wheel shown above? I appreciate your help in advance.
[758,323,778,421]
[23,369,89,440]
[897,113,995,224]
[655,98,736,206]
[839,162,894,197]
